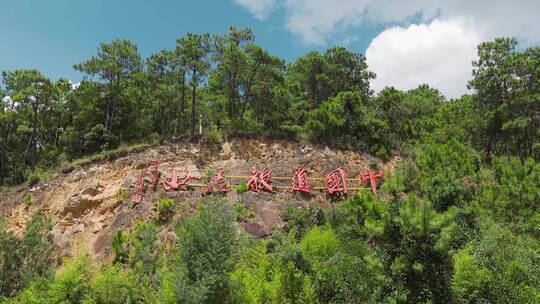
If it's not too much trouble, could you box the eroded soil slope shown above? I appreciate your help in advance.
[0,139,398,260]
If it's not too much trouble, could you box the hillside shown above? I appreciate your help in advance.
[1,139,397,260]
[1,27,538,303]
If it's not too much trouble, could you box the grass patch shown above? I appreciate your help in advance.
[23,193,33,204]
[59,141,159,173]
[235,202,255,221]
[201,167,215,184]
[115,187,127,201]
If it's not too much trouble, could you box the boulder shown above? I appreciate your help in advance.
[62,182,105,218]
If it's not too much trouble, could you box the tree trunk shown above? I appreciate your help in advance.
[31,105,37,170]
[106,78,120,134]
[181,71,186,117]
[24,102,39,171]
[159,100,165,138]
[109,92,119,134]
[0,145,4,186]
[240,61,260,120]
[175,71,186,136]
[190,82,197,138]
[190,66,198,138]
[229,67,238,119]
[485,133,494,162]
[54,111,61,147]
[105,94,113,133]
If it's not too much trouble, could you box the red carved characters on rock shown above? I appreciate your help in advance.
[131,167,148,204]
[151,159,160,190]
[360,169,384,195]
[178,167,198,190]
[133,160,384,201]
[247,166,260,192]
[163,168,181,191]
[247,166,274,192]
[325,168,347,196]
[163,165,199,191]
[260,168,274,192]
[291,166,311,193]
[201,169,229,195]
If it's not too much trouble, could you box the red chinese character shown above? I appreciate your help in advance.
[150,159,160,190]
[216,170,230,193]
[201,169,229,195]
[291,166,311,193]
[260,168,274,192]
[247,167,274,193]
[131,167,148,203]
[247,166,260,192]
[163,168,181,191]
[178,167,199,190]
[360,169,384,195]
[325,168,347,196]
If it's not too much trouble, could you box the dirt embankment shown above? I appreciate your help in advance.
[0,139,399,260]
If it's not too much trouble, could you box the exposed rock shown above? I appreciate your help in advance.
[241,222,269,238]
[0,138,398,260]
[63,195,103,218]
[93,232,112,254]
[91,215,106,223]
[73,223,85,234]
[92,222,104,234]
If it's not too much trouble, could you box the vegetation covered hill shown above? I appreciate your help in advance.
[0,27,539,303]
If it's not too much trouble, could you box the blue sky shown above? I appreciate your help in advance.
[1,0,538,98]
[0,0,380,81]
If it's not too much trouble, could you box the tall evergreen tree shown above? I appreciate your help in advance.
[74,39,142,135]
[176,33,212,138]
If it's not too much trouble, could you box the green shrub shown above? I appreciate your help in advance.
[111,230,129,264]
[475,157,540,236]
[452,221,540,303]
[368,161,380,170]
[282,204,326,239]
[0,211,53,299]
[205,124,224,146]
[408,140,479,211]
[83,123,119,153]
[156,198,175,223]
[129,221,158,279]
[25,168,53,187]
[173,198,237,303]
[235,203,255,221]
[90,264,139,304]
[27,174,40,187]
[23,193,32,204]
[236,183,248,204]
[236,183,248,194]
[300,226,340,263]
[201,168,215,184]
[115,187,127,202]
[47,255,93,304]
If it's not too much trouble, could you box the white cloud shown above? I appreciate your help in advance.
[363,0,539,97]
[366,19,480,98]
[236,0,540,46]
[365,0,540,43]
[340,36,359,46]
[2,95,12,104]
[235,0,539,97]
[283,0,367,45]
[2,95,16,111]
[234,0,277,20]
[69,81,80,90]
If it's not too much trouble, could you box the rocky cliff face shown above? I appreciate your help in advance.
[0,139,398,260]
